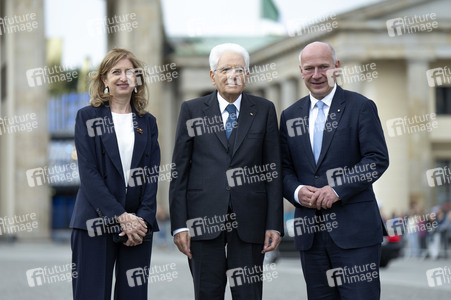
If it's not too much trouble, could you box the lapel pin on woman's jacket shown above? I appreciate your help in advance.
[136,128,143,134]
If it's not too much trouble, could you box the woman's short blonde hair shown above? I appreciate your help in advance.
[89,48,148,116]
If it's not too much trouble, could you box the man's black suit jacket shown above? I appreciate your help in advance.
[280,85,389,250]
[169,91,284,244]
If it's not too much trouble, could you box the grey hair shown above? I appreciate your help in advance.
[298,41,337,68]
[209,43,250,72]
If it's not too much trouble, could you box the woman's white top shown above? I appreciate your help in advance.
[112,112,135,186]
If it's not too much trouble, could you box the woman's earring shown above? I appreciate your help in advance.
[134,87,138,94]
[104,86,109,94]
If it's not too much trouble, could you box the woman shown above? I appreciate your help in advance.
[70,48,160,300]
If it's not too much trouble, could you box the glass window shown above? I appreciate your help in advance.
[435,87,451,115]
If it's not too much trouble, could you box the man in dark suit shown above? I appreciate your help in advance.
[169,43,283,300]
[280,41,389,299]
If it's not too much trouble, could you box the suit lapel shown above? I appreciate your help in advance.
[203,92,228,150]
[316,86,346,168]
[296,97,316,170]
[130,107,148,170]
[232,93,256,157]
[99,105,123,180]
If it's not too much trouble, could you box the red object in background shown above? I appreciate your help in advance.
[387,235,402,243]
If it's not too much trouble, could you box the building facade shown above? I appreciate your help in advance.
[170,0,451,217]
[1,0,450,239]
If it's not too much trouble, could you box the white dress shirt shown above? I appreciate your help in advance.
[112,112,135,187]
[217,92,241,127]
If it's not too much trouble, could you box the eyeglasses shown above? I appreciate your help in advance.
[215,66,246,75]
[301,65,330,74]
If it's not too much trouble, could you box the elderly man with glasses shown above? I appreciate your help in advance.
[169,43,284,300]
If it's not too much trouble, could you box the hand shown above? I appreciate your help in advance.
[298,186,319,208]
[311,186,340,210]
[261,230,281,254]
[117,212,147,246]
[174,231,192,259]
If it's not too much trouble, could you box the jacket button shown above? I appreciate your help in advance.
[314,175,319,179]
[226,186,231,191]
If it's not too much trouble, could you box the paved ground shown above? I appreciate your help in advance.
[0,241,450,299]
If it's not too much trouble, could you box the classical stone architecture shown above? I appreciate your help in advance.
[0,0,50,239]
[1,0,450,239]
[169,0,451,217]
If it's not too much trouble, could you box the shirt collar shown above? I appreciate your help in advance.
[309,84,337,110]
[217,91,242,113]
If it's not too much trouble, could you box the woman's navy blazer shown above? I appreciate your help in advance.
[70,104,160,232]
